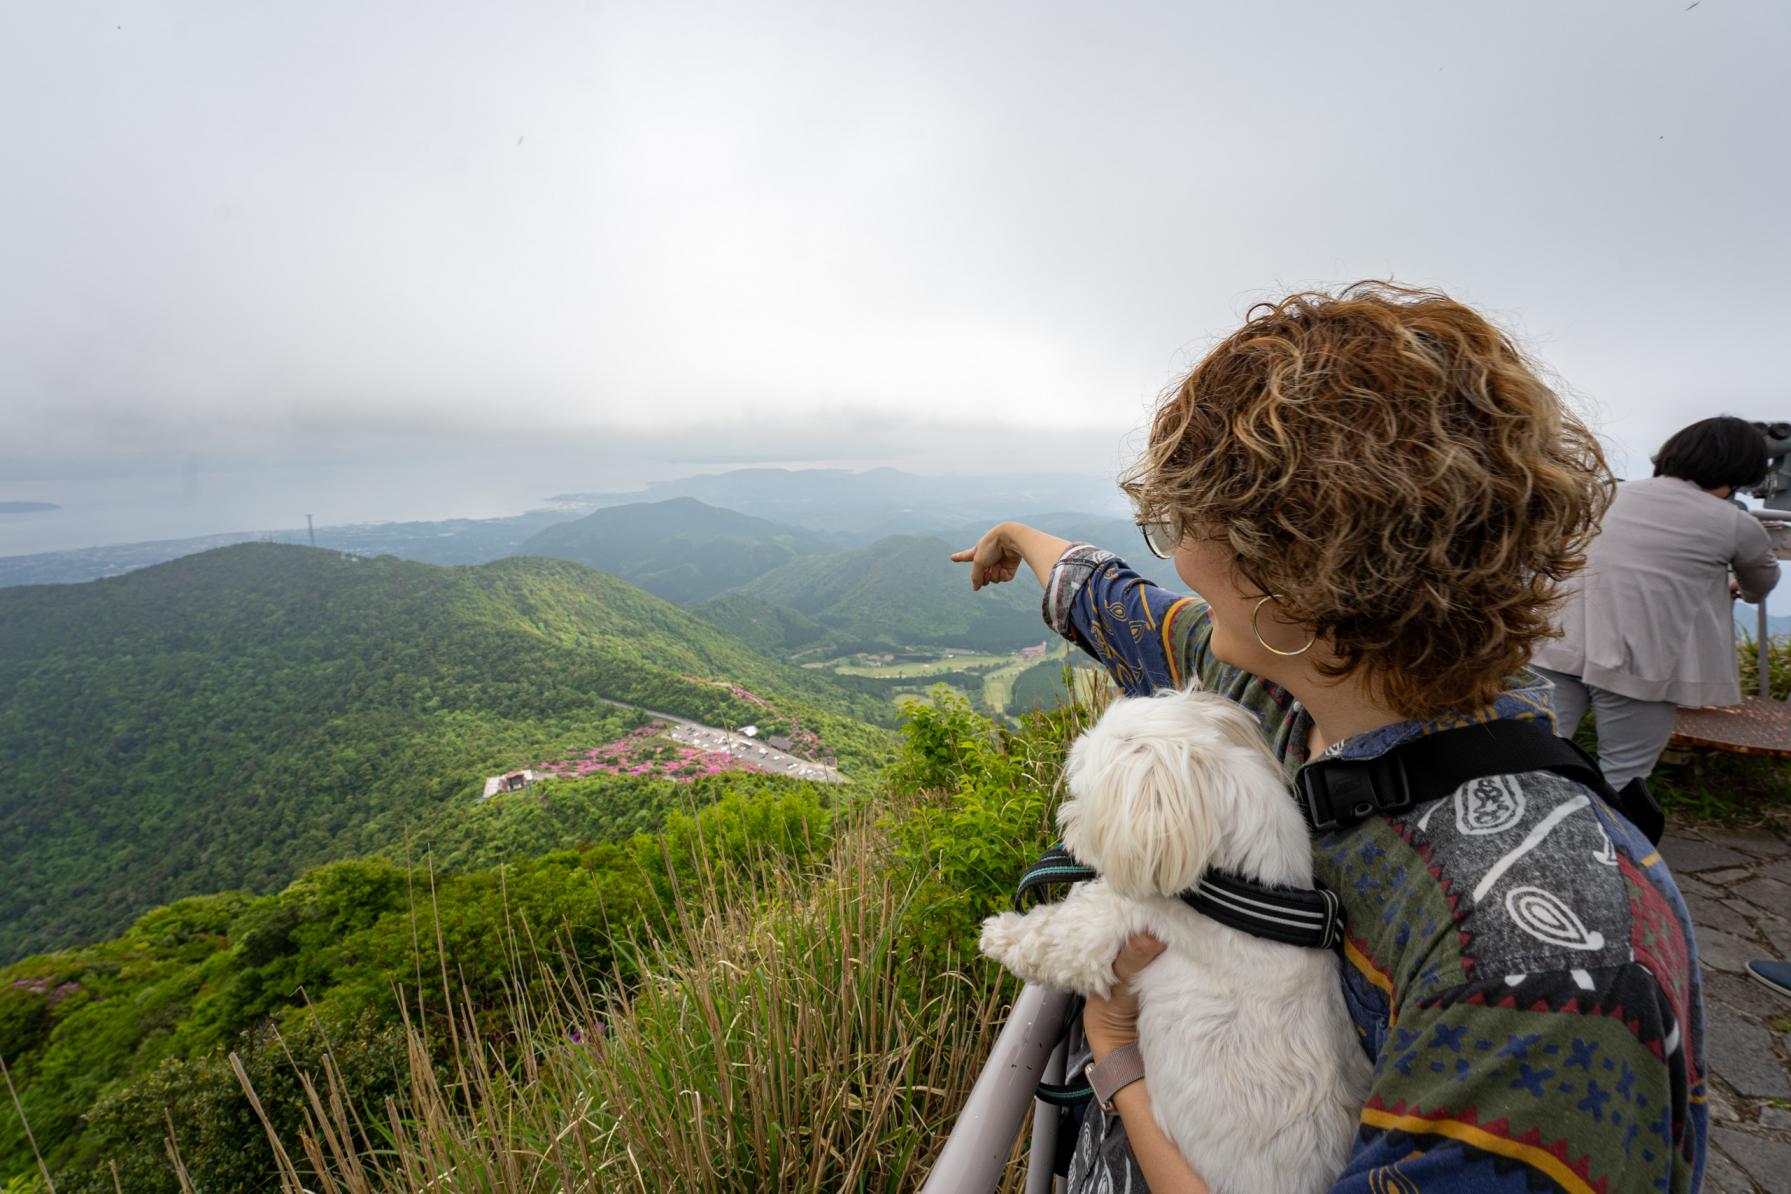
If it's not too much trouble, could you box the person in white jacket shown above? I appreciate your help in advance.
[1534,415,1781,786]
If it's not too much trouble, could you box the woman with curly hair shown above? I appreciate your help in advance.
[955,283,1707,1193]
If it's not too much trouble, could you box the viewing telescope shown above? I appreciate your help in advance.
[1743,421,1791,510]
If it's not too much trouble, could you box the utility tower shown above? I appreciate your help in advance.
[306,514,316,547]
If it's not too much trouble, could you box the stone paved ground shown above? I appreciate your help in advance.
[1659,819,1791,1193]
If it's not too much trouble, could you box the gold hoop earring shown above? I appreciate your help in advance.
[1251,595,1316,657]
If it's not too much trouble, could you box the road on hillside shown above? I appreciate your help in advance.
[593,696,847,784]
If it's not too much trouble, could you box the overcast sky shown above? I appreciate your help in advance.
[3,0,1788,498]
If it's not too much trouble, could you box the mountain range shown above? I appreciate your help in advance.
[516,496,835,604]
[0,508,584,587]
[1735,608,1791,638]
[0,484,1187,961]
[549,467,1131,540]
[0,467,1136,587]
[513,498,1186,650]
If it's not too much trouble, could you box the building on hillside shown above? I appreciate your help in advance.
[1019,642,1048,659]
[768,735,793,752]
[481,769,542,800]
[738,725,759,737]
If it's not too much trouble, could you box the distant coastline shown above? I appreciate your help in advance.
[0,501,58,514]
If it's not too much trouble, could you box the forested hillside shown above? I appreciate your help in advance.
[0,775,838,1189]
[0,544,890,961]
[690,591,831,654]
[727,533,1045,652]
[516,497,832,603]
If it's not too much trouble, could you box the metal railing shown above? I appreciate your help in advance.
[918,984,1069,1194]
[1744,508,1791,699]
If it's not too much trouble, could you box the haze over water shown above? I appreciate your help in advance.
[0,424,1125,555]
[0,459,568,555]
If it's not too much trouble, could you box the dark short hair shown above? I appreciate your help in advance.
[1652,417,1770,490]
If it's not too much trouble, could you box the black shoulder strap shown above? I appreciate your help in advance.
[1614,776,1665,846]
[1293,718,1663,844]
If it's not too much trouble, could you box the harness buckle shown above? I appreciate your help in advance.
[1295,752,1413,832]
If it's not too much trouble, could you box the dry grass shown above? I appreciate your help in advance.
[215,794,1032,1192]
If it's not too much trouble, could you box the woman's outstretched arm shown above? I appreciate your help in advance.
[948,521,1073,591]
[954,521,1208,697]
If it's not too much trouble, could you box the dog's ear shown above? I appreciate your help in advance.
[1060,725,1217,899]
[1203,695,1283,772]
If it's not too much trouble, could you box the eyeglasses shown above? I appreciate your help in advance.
[1135,515,1181,560]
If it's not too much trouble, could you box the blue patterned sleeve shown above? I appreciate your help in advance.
[1041,544,1211,696]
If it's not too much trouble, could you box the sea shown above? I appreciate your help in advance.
[0,454,657,556]
[0,439,922,557]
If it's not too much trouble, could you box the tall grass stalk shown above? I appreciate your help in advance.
[1,1055,54,1194]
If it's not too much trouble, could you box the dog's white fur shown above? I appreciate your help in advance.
[979,690,1371,1194]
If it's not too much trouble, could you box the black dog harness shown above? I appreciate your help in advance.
[1014,847,1343,1106]
[1014,846,1343,951]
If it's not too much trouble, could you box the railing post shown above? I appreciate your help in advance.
[1024,1034,1069,1194]
[919,984,1069,1194]
[1760,599,1772,700]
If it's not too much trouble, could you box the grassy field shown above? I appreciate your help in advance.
[802,643,1074,718]
[823,652,1011,678]
[980,644,1074,713]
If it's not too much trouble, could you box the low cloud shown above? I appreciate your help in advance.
[3,1,1786,491]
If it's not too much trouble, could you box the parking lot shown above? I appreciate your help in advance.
[663,721,845,783]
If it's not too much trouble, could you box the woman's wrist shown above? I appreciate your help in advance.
[999,522,1075,589]
[1110,1076,1152,1120]
[1085,1025,1138,1063]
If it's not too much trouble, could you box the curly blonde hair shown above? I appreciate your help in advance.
[1123,282,1612,717]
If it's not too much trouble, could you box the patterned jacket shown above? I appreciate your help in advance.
[1046,545,1708,1194]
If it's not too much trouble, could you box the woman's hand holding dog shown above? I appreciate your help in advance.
[1084,932,1166,1060]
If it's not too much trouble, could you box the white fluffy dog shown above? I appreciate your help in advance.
[979,690,1371,1194]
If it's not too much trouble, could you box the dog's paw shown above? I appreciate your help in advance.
[1084,964,1115,1002]
[978,912,1026,968]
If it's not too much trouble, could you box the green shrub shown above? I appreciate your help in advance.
[73,1013,409,1194]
